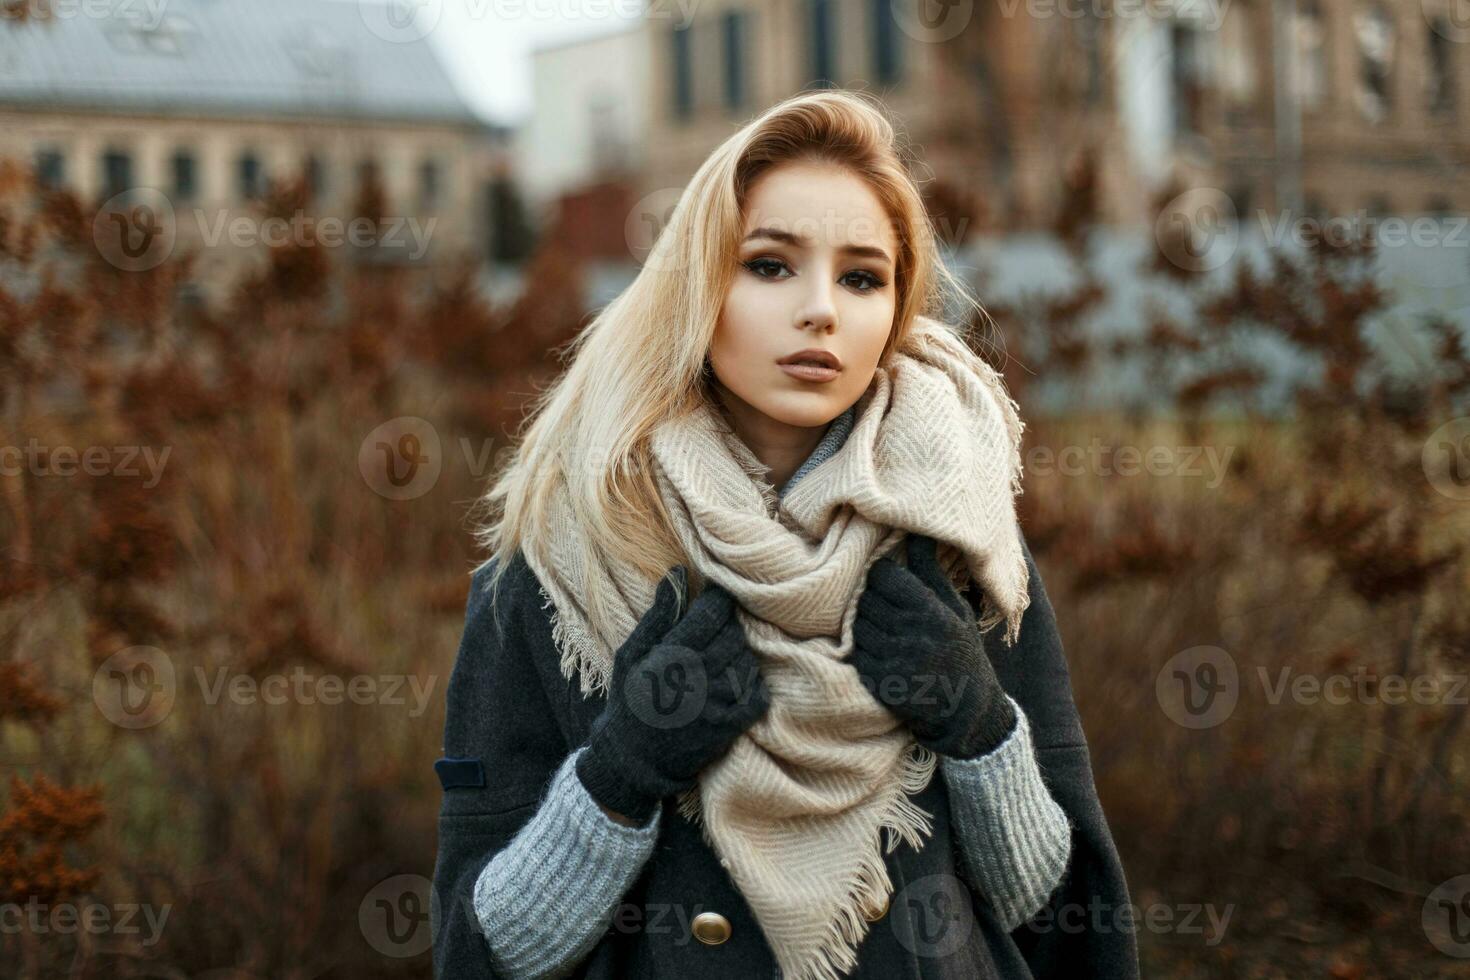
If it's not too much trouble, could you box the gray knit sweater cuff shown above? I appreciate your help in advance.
[473,746,663,979]
[940,694,1073,931]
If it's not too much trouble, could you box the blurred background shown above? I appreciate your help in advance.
[1,0,1469,976]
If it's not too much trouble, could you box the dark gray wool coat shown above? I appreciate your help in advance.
[430,532,1140,979]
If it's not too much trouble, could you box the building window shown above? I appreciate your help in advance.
[722,11,747,110]
[305,153,327,202]
[486,174,534,264]
[419,158,441,208]
[1292,1,1328,109]
[34,149,65,190]
[1171,23,1209,136]
[1354,4,1395,124]
[1426,18,1454,116]
[871,0,902,86]
[1075,9,1102,105]
[356,157,382,195]
[172,150,196,202]
[1227,182,1253,221]
[101,149,133,200]
[238,151,264,199]
[671,25,694,120]
[809,0,835,88]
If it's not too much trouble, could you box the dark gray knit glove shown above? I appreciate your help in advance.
[576,565,771,822]
[847,533,1017,760]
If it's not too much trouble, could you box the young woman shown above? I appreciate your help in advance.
[431,90,1138,980]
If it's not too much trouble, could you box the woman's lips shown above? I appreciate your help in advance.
[779,363,841,383]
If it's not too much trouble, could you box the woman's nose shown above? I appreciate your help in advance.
[795,277,837,333]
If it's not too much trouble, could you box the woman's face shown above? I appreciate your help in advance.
[709,161,899,430]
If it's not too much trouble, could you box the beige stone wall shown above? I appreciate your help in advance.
[2,106,495,288]
[637,0,1468,232]
[638,0,949,200]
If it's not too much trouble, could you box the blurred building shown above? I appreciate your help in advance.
[513,22,650,302]
[0,0,516,297]
[518,24,649,222]
[1165,0,1468,221]
[526,0,1467,237]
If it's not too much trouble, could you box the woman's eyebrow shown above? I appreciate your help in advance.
[742,226,892,265]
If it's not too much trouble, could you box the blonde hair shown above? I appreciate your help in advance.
[470,89,985,630]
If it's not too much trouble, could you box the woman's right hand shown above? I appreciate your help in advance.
[575,565,770,823]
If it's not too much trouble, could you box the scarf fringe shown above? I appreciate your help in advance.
[538,582,614,697]
[676,740,940,980]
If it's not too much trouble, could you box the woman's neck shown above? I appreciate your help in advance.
[710,385,829,492]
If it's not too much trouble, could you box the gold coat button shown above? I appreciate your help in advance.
[691,911,732,945]
[862,894,889,922]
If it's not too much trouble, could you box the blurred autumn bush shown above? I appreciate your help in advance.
[0,155,587,977]
[977,156,1470,978]
[1,146,1468,979]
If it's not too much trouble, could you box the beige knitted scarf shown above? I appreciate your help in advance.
[524,314,1030,980]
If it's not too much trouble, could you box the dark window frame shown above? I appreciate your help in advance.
[722,10,748,110]
[671,24,695,121]
[238,151,264,200]
[35,148,65,190]
[809,0,836,89]
[102,149,133,200]
[871,0,902,86]
[419,157,442,209]
[171,149,197,202]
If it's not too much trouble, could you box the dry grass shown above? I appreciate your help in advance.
[1,149,1468,978]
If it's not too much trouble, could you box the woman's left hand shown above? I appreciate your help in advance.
[847,533,1017,759]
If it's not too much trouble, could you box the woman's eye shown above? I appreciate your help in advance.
[743,257,790,280]
[843,270,887,293]
[745,258,887,294]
